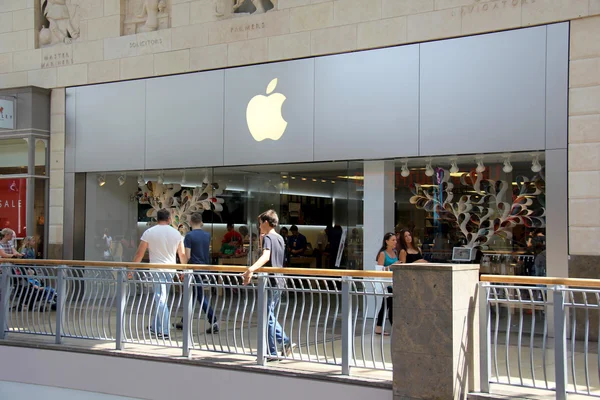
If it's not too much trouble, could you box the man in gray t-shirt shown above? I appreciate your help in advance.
[243,210,292,358]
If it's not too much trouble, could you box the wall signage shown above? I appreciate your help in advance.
[0,98,15,130]
[246,78,287,142]
[41,47,73,68]
[0,179,26,236]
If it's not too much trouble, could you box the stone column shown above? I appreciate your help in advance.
[48,88,65,259]
[392,263,480,400]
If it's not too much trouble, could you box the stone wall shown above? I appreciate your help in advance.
[0,0,599,259]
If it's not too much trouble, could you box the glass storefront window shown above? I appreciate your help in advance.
[0,138,29,175]
[394,152,546,275]
[82,162,365,270]
[35,139,47,176]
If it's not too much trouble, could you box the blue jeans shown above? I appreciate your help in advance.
[151,274,173,336]
[194,275,216,324]
[267,290,289,356]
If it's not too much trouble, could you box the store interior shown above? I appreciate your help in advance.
[84,151,546,276]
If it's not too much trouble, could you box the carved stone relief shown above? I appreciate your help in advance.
[215,0,276,19]
[124,0,170,36]
[39,0,81,47]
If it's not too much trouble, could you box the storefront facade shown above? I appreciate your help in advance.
[0,1,598,278]
[60,23,568,277]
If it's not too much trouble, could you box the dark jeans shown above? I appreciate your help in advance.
[376,286,393,327]
[193,275,217,324]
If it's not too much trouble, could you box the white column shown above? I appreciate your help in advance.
[362,160,395,271]
[362,161,395,319]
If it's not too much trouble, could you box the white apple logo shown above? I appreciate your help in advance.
[246,78,288,142]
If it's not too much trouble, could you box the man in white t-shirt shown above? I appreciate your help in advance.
[133,208,187,338]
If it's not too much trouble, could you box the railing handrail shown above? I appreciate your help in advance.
[481,274,600,289]
[0,258,392,278]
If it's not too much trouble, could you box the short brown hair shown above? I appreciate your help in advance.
[258,209,278,228]
[156,208,171,222]
[190,212,203,225]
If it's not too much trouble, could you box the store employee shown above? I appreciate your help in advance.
[288,225,307,257]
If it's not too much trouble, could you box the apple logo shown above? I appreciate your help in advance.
[246,78,287,142]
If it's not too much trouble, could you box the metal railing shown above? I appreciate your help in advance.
[0,260,393,375]
[480,275,600,399]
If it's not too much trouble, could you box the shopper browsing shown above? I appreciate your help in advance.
[374,232,397,335]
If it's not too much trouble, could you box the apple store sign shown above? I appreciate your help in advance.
[223,58,315,166]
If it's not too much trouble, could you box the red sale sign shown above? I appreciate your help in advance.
[0,179,26,236]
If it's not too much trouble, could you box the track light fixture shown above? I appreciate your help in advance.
[97,174,106,187]
[531,154,542,173]
[475,156,486,173]
[157,171,164,184]
[449,159,459,174]
[181,170,187,185]
[137,174,145,186]
[118,173,126,186]
[425,160,434,177]
[502,155,513,173]
[400,160,410,178]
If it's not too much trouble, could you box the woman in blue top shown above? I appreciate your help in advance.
[375,232,398,335]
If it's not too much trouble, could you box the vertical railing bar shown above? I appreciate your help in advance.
[368,281,376,369]
[314,279,323,362]
[289,279,299,360]
[298,279,306,361]
[380,281,388,370]
[240,278,249,354]
[256,273,267,366]
[0,265,11,340]
[597,292,600,391]
[504,287,512,385]
[332,283,339,365]
[352,285,359,367]
[248,283,256,355]
[183,271,192,358]
[225,275,234,353]
[528,289,536,388]
[233,275,242,354]
[341,276,352,375]
[322,279,331,364]
[479,283,491,393]
[584,299,590,395]
[106,273,117,339]
[517,288,524,386]
[55,266,65,344]
[571,292,578,393]
[281,277,292,359]
[306,280,314,362]
[554,286,567,400]
[542,287,549,389]
[215,275,225,352]
[115,269,126,350]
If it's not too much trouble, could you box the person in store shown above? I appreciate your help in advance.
[0,228,24,259]
[398,228,428,264]
[374,232,397,335]
[174,212,219,334]
[242,210,295,359]
[325,225,343,269]
[288,225,307,257]
[132,209,188,339]
[19,236,36,259]
[102,228,113,261]
[222,223,242,244]
[120,230,137,261]
[279,227,290,267]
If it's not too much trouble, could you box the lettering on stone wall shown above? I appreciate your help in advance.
[462,0,536,15]
[41,47,73,68]
[129,38,164,48]
[231,22,266,33]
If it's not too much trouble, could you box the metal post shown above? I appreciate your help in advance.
[182,271,193,358]
[0,265,12,340]
[341,276,352,375]
[55,267,66,344]
[256,273,268,366]
[479,282,491,393]
[115,269,127,350]
[553,286,567,400]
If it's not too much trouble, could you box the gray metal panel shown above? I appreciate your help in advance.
[545,149,568,277]
[546,23,569,150]
[145,71,225,169]
[419,26,547,156]
[63,171,75,260]
[74,80,146,172]
[314,45,420,161]
[65,88,76,173]
[223,58,314,166]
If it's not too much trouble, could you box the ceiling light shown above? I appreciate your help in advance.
[449,159,459,174]
[400,161,410,178]
[203,171,210,185]
[312,178,317,182]
[301,177,307,181]
[531,154,542,173]
[331,180,335,184]
[117,173,126,186]
[502,155,513,173]
[291,176,296,180]
[97,174,106,187]
[425,160,434,177]
[181,170,187,184]
[321,179,326,183]
[157,171,164,184]
[282,175,288,179]
[137,174,145,186]
[476,156,485,173]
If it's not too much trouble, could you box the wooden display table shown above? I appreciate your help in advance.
[289,256,317,269]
